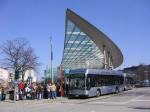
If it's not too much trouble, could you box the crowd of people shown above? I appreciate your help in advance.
[14,81,58,100]
[0,81,59,101]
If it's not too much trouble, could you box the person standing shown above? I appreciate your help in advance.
[47,83,52,99]
[0,84,2,101]
[38,84,42,100]
[35,83,39,100]
[25,85,31,100]
[18,81,24,100]
[51,83,56,99]
[41,84,44,99]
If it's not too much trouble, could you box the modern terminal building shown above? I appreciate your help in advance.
[61,9,123,70]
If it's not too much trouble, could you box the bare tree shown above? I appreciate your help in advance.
[1,38,39,81]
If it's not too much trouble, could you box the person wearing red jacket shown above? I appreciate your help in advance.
[18,81,24,100]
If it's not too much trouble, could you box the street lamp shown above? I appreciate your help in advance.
[144,71,148,80]
[49,37,54,84]
[14,70,19,102]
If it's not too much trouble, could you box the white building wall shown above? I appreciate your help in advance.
[0,68,9,86]
[24,70,37,82]
[0,68,37,83]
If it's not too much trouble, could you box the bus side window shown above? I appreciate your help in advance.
[88,78,90,83]
[87,77,91,89]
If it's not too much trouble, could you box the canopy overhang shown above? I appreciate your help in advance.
[61,9,123,69]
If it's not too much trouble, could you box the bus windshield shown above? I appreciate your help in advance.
[68,74,85,90]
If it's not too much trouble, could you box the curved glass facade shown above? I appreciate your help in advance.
[61,9,123,70]
[62,20,104,69]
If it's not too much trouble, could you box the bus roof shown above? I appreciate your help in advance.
[68,69,123,76]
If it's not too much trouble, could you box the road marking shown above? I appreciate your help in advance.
[89,101,128,105]
[129,94,145,101]
[133,100,150,102]
[90,111,96,112]
[88,94,146,105]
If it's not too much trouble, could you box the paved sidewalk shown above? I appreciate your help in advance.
[0,97,69,112]
[1,88,150,112]
[1,97,68,104]
[1,90,128,105]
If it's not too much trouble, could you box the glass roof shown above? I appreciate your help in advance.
[61,20,105,69]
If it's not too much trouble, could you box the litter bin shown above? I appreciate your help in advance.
[9,90,14,100]
[2,93,6,100]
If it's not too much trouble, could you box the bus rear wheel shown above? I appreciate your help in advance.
[115,87,119,94]
[96,89,101,97]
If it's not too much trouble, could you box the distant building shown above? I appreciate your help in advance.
[123,64,150,81]
[0,68,37,85]
[9,73,14,82]
[43,67,59,82]
[0,68,9,86]
[24,69,37,82]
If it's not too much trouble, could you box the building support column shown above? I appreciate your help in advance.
[108,51,111,69]
[110,56,114,69]
[103,45,107,69]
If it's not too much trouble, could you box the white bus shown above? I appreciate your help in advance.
[66,69,125,98]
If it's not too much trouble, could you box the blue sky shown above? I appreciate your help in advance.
[0,0,150,77]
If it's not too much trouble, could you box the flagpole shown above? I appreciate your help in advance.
[49,37,53,84]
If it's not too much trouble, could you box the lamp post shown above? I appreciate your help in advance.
[28,68,32,84]
[14,70,19,103]
[144,71,148,80]
[49,37,54,84]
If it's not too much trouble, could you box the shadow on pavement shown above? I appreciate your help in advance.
[2,100,14,103]
[130,106,150,110]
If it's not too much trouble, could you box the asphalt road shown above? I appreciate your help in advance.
[0,87,150,112]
